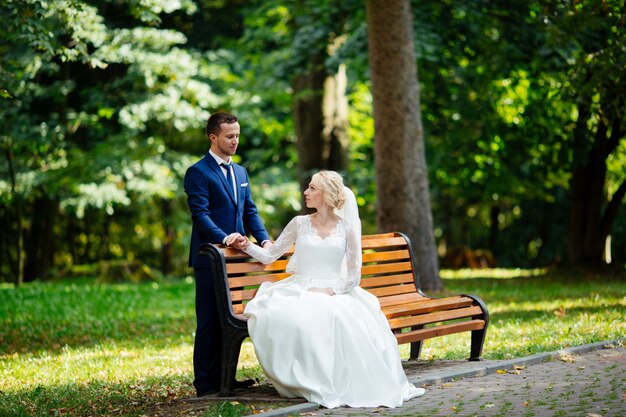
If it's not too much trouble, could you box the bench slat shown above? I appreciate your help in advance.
[362,249,411,263]
[230,288,259,302]
[387,306,484,330]
[228,273,289,288]
[382,296,475,318]
[395,319,486,344]
[361,236,408,249]
[368,284,417,298]
[360,273,415,289]
[361,261,414,276]
[362,233,397,240]
[377,292,429,307]
[220,246,295,257]
[226,259,290,274]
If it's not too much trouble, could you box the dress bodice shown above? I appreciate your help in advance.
[293,220,347,278]
[243,215,362,294]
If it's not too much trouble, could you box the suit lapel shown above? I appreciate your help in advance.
[205,155,237,205]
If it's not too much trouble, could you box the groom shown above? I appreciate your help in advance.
[184,111,272,397]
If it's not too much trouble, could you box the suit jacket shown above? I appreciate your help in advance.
[184,153,270,269]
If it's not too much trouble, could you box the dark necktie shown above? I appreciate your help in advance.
[222,163,235,197]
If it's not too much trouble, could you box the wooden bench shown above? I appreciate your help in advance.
[199,232,489,396]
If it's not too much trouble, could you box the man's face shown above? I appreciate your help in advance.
[210,122,240,160]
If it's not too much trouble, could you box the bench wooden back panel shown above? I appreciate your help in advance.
[221,245,293,315]
[219,232,487,346]
[221,232,423,314]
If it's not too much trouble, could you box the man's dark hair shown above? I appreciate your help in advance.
[206,112,238,137]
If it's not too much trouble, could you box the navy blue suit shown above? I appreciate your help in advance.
[184,153,269,393]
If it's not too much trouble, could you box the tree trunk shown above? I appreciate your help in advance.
[293,54,327,194]
[323,63,349,173]
[489,204,500,259]
[366,0,442,290]
[23,194,57,281]
[160,199,174,275]
[568,100,625,265]
[568,159,606,264]
[3,140,24,286]
[292,55,349,197]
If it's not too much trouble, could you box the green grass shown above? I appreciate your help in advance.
[1,268,625,416]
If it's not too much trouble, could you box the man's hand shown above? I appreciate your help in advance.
[225,233,249,250]
[225,233,242,246]
[232,236,249,250]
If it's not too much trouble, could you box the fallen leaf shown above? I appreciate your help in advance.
[558,353,576,363]
[496,369,507,374]
[507,369,521,375]
[522,401,529,407]
[513,365,526,370]
[485,403,495,408]
[586,413,602,417]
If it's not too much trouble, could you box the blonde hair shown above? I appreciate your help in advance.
[311,170,346,209]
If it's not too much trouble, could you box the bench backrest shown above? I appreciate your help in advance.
[216,232,427,316]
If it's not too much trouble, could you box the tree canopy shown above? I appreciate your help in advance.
[1,0,625,284]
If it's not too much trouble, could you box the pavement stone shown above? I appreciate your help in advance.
[247,340,625,417]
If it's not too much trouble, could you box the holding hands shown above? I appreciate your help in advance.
[225,233,249,250]
[225,233,274,251]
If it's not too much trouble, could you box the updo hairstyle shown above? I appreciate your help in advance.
[311,170,346,210]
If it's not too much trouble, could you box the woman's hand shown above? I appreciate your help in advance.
[225,233,249,250]
[308,287,335,296]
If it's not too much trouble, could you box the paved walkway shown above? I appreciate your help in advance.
[248,340,625,417]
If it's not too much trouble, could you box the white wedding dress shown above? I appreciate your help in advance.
[243,214,425,408]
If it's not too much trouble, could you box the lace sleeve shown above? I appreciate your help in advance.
[333,222,362,294]
[243,216,298,264]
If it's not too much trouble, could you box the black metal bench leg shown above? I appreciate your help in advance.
[409,340,423,360]
[468,328,486,361]
[409,325,424,360]
[219,334,244,396]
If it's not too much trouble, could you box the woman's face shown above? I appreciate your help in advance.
[304,180,325,209]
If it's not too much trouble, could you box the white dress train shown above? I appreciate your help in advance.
[243,215,425,408]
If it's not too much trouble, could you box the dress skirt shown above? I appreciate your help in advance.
[244,274,422,408]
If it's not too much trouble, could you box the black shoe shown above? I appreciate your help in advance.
[232,379,255,390]
[196,388,219,398]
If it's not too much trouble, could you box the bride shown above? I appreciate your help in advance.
[229,170,425,408]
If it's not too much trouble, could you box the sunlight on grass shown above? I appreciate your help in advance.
[1,342,193,391]
[440,268,546,279]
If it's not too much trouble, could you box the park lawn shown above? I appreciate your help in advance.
[1,268,624,417]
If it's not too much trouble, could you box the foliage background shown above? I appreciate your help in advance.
[1,0,625,283]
